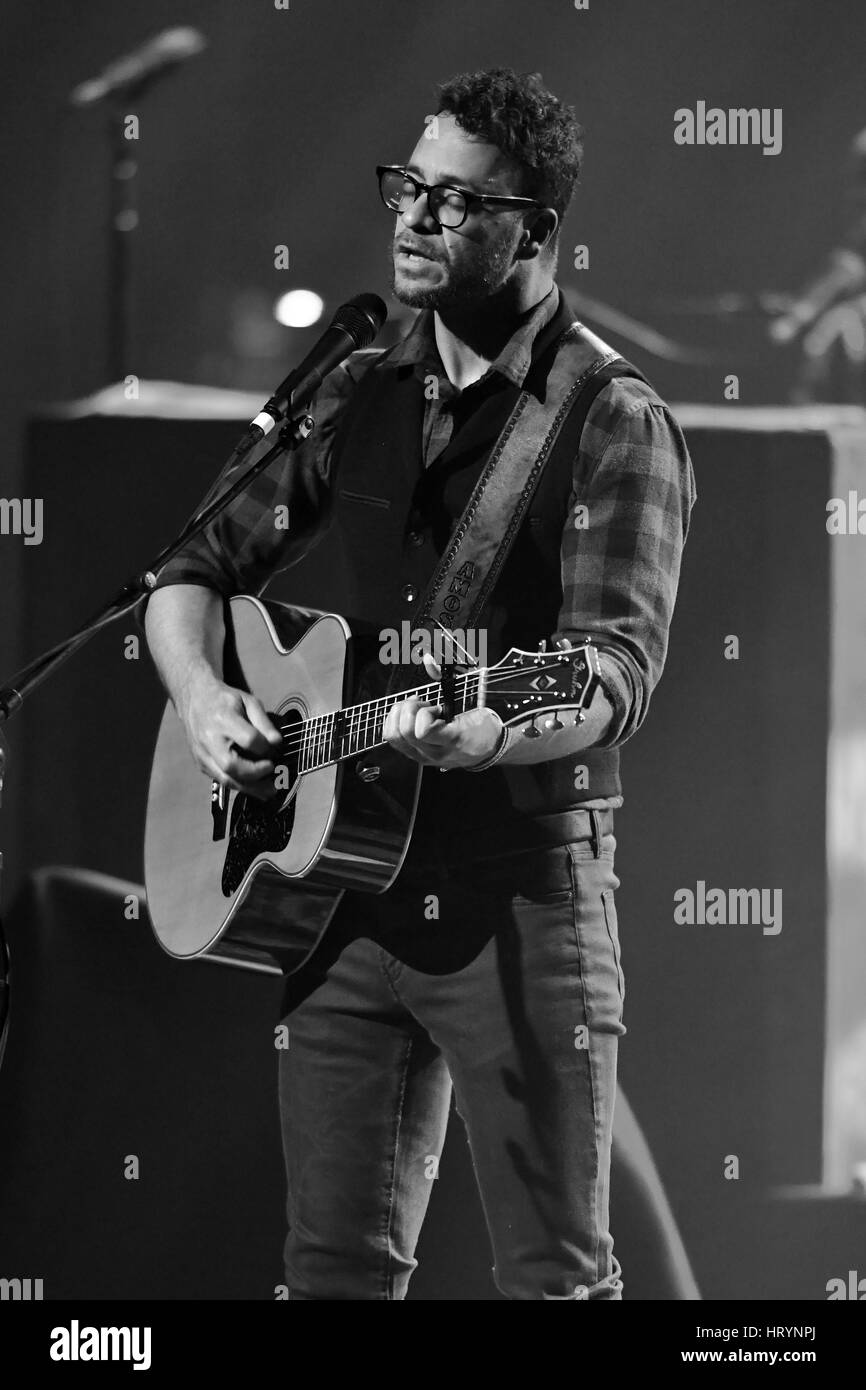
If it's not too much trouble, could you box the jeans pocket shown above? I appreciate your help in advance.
[602,888,625,1006]
[482,845,574,905]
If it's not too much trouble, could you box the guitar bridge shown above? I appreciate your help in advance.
[211,780,229,842]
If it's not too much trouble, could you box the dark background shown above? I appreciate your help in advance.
[2,0,865,429]
[4,0,866,687]
[2,0,865,1301]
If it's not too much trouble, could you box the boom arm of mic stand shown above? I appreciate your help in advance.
[0,404,314,1079]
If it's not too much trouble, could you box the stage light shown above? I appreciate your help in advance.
[274,289,324,328]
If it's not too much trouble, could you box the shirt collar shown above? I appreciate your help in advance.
[388,285,563,390]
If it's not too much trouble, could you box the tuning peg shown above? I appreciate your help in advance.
[544,715,564,730]
[537,638,547,652]
[523,719,542,739]
[554,637,573,650]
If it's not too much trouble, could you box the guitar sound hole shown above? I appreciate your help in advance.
[220,707,301,897]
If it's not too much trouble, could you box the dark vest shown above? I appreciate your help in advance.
[326,294,648,859]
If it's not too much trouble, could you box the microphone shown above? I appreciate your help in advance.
[70,27,206,107]
[248,293,388,440]
[768,245,866,343]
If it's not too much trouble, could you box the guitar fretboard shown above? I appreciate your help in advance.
[295,669,487,774]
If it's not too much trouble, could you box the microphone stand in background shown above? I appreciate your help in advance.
[0,407,316,1078]
[106,98,137,384]
[70,27,208,384]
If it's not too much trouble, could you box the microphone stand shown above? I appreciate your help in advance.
[107,97,137,383]
[0,406,315,1073]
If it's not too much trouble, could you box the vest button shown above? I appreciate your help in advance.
[407,530,424,547]
[401,584,417,602]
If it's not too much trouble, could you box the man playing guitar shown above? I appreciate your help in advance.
[143,66,696,1301]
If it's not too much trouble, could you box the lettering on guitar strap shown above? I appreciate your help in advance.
[437,560,475,629]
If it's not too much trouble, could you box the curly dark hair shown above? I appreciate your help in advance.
[434,67,584,225]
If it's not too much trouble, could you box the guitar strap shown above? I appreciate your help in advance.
[383,320,648,697]
[280,324,649,972]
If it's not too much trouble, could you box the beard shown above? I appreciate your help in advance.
[388,234,517,310]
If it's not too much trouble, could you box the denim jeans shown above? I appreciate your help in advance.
[277,812,626,1300]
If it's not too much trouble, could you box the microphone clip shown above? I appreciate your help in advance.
[278,413,316,447]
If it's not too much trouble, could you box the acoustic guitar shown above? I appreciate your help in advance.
[144,594,600,974]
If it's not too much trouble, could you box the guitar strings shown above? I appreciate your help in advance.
[275,658,587,744]
[264,656,592,766]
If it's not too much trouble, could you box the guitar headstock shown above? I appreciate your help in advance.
[479,642,601,726]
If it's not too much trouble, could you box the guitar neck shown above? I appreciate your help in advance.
[295,669,487,774]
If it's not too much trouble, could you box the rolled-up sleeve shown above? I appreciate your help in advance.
[553,382,696,747]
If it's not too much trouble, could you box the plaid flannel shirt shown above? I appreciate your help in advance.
[148,286,696,752]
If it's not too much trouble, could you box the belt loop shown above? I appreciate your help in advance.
[589,808,601,859]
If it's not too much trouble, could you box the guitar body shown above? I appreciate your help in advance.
[145,593,599,976]
[144,595,422,975]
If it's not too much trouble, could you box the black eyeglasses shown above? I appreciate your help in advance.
[377,165,545,230]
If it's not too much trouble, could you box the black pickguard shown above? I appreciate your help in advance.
[220,706,302,896]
